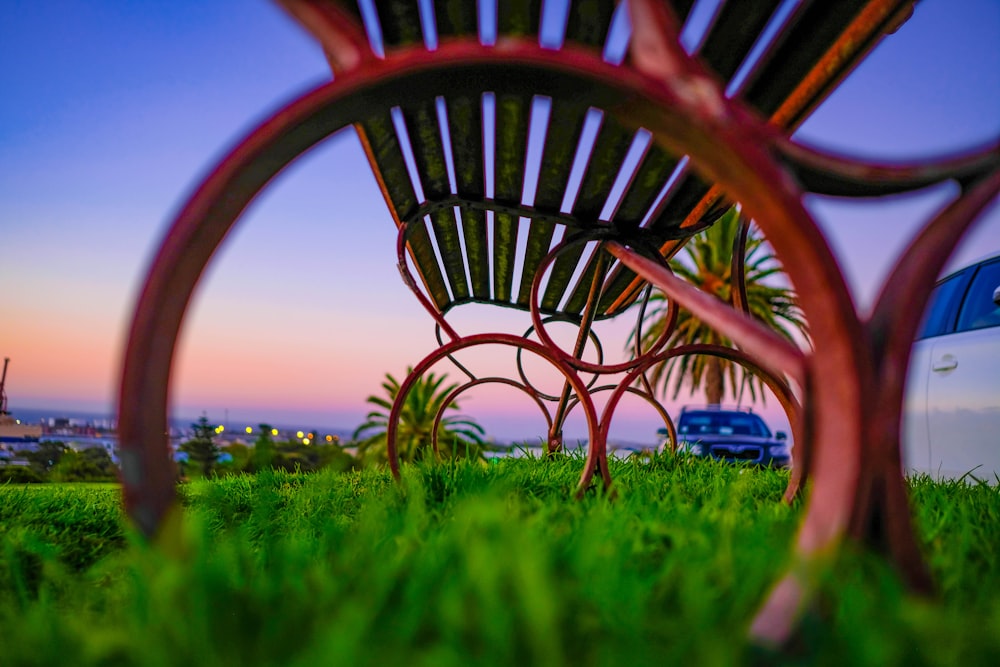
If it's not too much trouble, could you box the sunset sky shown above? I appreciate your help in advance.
[2,0,998,443]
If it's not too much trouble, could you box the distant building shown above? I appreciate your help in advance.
[0,413,42,445]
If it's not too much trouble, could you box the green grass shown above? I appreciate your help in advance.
[1,456,998,665]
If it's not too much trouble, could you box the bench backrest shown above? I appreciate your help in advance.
[301,0,914,320]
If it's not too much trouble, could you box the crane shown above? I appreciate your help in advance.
[0,357,9,415]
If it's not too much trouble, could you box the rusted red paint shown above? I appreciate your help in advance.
[607,242,807,388]
[116,0,1000,649]
[430,376,554,459]
[382,332,608,493]
[275,0,373,74]
[731,216,751,315]
[768,0,917,130]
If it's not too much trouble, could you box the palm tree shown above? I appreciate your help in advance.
[632,207,808,405]
[352,369,486,466]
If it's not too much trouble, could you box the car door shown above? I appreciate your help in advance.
[925,258,1000,481]
[903,268,973,477]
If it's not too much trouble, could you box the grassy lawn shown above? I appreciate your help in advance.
[1,455,998,665]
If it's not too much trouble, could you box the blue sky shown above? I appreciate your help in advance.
[1,0,998,442]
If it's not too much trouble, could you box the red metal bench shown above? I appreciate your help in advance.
[117,0,1000,643]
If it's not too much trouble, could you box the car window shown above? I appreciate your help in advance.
[956,259,1000,333]
[677,412,770,437]
[917,269,973,339]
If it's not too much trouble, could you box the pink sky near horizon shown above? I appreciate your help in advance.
[2,0,999,443]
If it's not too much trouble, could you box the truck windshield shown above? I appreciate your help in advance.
[678,412,771,437]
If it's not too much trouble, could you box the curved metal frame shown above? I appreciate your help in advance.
[529,233,677,376]
[393,217,684,460]
[561,383,678,454]
[116,2,1000,647]
[430,376,555,459]
[383,333,611,492]
[514,316,605,402]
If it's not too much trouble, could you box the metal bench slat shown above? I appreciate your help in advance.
[462,207,491,300]
[515,97,587,308]
[434,0,479,39]
[401,99,449,199]
[573,117,634,222]
[492,92,531,303]
[544,116,633,315]
[645,174,713,239]
[430,208,470,299]
[594,174,714,315]
[563,252,605,315]
[699,0,783,82]
[533,98,588,214]
[358,113,451,310]
[399,99,470,298]
[540,240,586,314]
[444,94,490,300]
[595,261,642,315]
[741,0,871,117]
[493,212,520,302]
[357,113,420,224]
[497,0,543,37]
[515,218,556,308]
[563,145,679,316]
[494,92,531,206]
[373,0,424,48]
[564,0,616,48]
[446,95,486,199]
[613,145,679,229]
[407,220,453,309]
[669,0,696,23]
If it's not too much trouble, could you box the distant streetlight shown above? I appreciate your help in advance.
[296,430,304,439]
[271,428,278,436]
[245,426,252,435]
[302,437,310,445]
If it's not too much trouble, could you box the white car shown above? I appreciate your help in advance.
[904,250,1000,483]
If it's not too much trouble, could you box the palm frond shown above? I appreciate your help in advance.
[628,206,808,405]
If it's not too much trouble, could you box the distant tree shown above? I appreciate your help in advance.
[262,434,354,473]
[353,369,485,466]
[25,441,69,476]
[79,447,117,478]
[314,439,357,473]
[631,208,808,405]
[50,447,116,482]
[0,465,45,484]
[219,442,252,474]
[180,416,220,478]
[250,424,276,472]
[272,437,314,473]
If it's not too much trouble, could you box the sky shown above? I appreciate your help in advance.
[2,0,998,444]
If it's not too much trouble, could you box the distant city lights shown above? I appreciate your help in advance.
[245,426,252,434]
